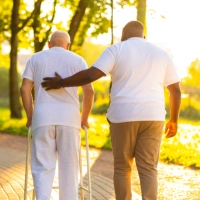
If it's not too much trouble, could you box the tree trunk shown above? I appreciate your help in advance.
[32,0,56,53]
[9,0,22,118]
[137,0,147,35]
[68,0,90,47]
[9,0,43,118]
[32,1,42,53]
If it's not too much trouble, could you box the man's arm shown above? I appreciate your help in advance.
[20,78,34,128]
[165,82,181,138]
[81,83,94,129]
[41,67,105,90]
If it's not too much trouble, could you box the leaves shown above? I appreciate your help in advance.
[183,59,200,87]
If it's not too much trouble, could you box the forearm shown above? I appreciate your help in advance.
[21,89,34,120]
[81,90,94,121]
[169,90,181,122]
[62,67,105,87]
[42,67,105,90]
[62,70,92,87]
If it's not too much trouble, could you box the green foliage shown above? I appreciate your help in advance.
[183,59,200,87]
[160,123,200,168]
[0,0,12,42]
[20,0,63,52]
[0,53,9,68]
[179,106,200,120]
[78,41,111,114]
[1,107,200,168]
[0,67,9,98]
[0,107,27,135]
[117,0,136,7]
[80,114,111,149]
[71,0,111,51]
[1,0,111,52]
[92,79,110,114]
[180,59,200,120]
[92,103,109,114]
[0,66,21,99]
[81,41,109,67]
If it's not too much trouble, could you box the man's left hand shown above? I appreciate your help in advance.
[26,118,32,128]
[165,120,178,138]
[41,72,62,90]
[81,119,90,130]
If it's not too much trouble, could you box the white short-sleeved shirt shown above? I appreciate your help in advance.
[93,37,180,122]
[23,47,87,131]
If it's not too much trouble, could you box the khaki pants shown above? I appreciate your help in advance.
[110,121,164,200]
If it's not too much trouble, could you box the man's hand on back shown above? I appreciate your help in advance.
[42,72,62,90]
[165,120,178,138]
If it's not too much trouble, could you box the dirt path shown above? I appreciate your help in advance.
[1,133,200,200]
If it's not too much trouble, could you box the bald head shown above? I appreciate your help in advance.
[48,31,71,49]
[121,21,144,41]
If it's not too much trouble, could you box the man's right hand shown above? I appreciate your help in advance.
[165,120,178,138]
[42,72,62,90]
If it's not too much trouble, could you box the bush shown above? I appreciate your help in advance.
[180,106,200,120]
[0,66,22,108]
[92,103,109,114]
[0,67,9,98]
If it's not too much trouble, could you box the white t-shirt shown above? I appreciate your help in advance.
[93,37,180,122]
[23,47,87,131]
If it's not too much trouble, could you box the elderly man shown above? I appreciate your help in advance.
[42,21,181,200]
[20,31,94,200]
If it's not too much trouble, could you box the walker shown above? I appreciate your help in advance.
[24,126,92,200]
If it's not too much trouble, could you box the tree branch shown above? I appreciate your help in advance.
[17,0,43,33]
[68,0,90,46]
[42,0,57,45]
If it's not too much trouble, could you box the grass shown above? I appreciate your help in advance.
[0,107,27,135]
[1,107,200,168]
[160,123,200,168]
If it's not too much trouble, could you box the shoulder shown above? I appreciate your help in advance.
[147,41,167,52]
[66,50,84,60]
[103,42,122,56]
[34,49,50,56]
[108,42,122,50]
[30,49,49,60]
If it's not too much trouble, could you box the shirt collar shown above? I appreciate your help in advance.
[50,46,66,51]
[127,37,145,41]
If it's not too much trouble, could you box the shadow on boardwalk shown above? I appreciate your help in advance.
[0,133,200,199]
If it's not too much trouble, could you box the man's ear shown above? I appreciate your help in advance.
[66,43,71,50]
[48,41,51,49]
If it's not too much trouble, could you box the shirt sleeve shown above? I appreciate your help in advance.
[164,53,180,87]
[22,57,34,81]
[92,46,116,75]
[80,58,88,70]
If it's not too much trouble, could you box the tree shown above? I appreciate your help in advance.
[1,0,112,118]
[9,0,43,118]
[31,0,57,52]
[118,0,147,35]
[183,59,200,87]
[69,0,110,50]
[68,0,91,47]
[136,0,147,35]
[23,0,110,52]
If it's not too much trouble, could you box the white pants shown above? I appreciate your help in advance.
[31,125,80,200]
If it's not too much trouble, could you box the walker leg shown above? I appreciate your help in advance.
[79,144,84,200]
[32,189,36,200]
[84,127,92,200]
[24,127,32,200]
